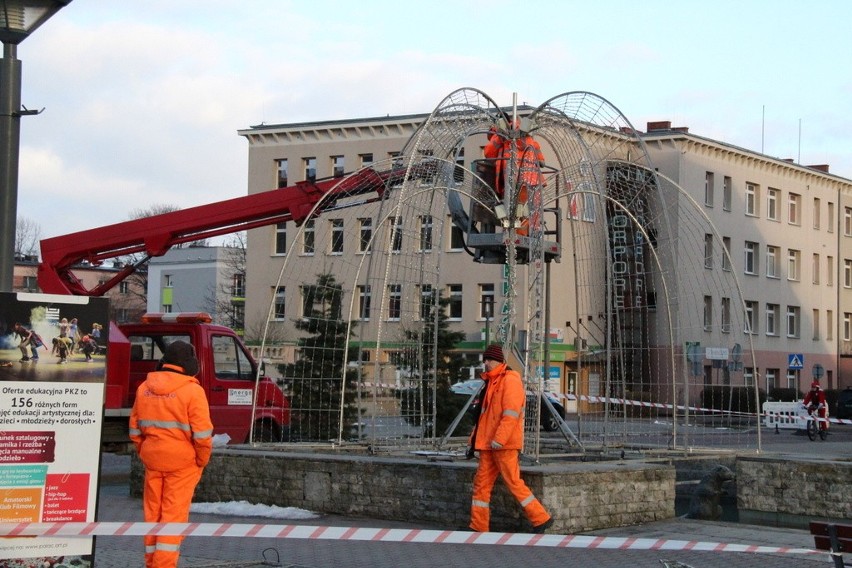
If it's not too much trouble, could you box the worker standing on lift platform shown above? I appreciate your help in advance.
[482,119,545,236]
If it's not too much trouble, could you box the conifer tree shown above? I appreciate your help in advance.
[399,290,476,437]
[279,272,357,441]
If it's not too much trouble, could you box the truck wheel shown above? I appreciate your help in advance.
[252,420,283,443]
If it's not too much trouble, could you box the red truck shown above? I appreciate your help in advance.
[102,311,290,451]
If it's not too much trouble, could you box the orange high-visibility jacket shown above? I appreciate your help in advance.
[129,364,214,472]
[473,363,525,451]
[483,132,545,198]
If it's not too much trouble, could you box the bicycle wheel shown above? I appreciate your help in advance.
[819,425,828,440]
[806,418,817,441]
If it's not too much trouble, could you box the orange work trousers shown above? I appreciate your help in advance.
[469,449,550,532]
[143,465,203,568]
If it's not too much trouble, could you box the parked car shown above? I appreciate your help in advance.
[837,387,852,420]
[450,379,566,432]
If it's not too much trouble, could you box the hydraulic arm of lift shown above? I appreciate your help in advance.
[38,166,405,296]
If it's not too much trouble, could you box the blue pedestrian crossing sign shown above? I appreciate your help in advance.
[788,353,804,369]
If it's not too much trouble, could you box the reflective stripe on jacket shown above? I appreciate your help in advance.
[473,363,525,451]
[129,364,214,472]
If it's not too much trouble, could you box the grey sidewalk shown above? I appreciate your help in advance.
[93,454,831,568]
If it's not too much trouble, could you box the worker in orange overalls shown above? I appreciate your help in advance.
[130,340,214,568]
[482,120,545,236]
[468,344,553,533]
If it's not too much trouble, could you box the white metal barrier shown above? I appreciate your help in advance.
[762,401,807,430]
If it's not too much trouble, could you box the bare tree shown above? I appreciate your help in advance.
[202,232,247,331]
[15,216,41,259]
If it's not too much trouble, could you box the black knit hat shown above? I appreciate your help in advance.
[162,340,199,376]
[483,343,504,363]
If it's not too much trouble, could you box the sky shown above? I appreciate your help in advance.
[11,0,852,245]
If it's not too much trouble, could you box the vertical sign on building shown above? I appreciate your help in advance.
[0,292,109,564]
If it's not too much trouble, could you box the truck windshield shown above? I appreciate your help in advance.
[129,334,191,361]
[212,334,255,381]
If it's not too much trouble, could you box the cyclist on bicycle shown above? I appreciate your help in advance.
[803,381,829,431]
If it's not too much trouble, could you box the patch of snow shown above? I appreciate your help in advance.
[191,500,319,520]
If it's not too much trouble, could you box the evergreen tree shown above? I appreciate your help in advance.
[398,290,476,437]
[279,273,358,442]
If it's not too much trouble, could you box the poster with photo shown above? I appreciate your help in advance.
[0,292,109,564]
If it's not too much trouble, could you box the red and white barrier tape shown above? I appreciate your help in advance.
[0,522,821,555]
[557,393,852,425]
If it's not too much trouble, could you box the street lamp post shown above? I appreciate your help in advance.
[0,0,71,291]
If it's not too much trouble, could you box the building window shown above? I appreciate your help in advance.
[827,256,834,286]
[329,218,344,254]
[449,220,465,251]
[786,370,798,389]
[722,176,732,211]
[273,286,285,320]
[303,157,316,183]
[745,300,757,334]
[419,215,433,252]
[765,368,778,391]
[704,171,714,207]
[231,274,245,297]
[448,284,463,319]
[828,202,835,233]
[744,367,755,387]
[162,304,172,313]
[722,236,731,271]
[704,234,713,269]
[358,285,371,320]
[788,249,800,281]
[767,188,778,221]
[766,245,779,278]
[813,308,820,340]
[302,219,315,255]
[479,283,495,319]
[419,284,433,319]
[812,253,820,285]
[827,310,834,341]
[454,147,465,184]
[744,241,758,275]
[845,313,852,341]
[745,182,758,216]
[119,281,130,294]
[703,295,712,331]
[389,216,403,253]
[164,274,173,288]
[721,297,731,333]
[846,207,852,236]
[274,222,287,255]
[786,305,800,338]
[788,192,801,225]
[846,259,852,288]
[359,153,373,168]
[766,303,779,336]
[276,158,288,188]
[813,197,821,229]
[299,286,312,320]
[359,218,372,253]
[387,284,402,320]
[331,155,345,178]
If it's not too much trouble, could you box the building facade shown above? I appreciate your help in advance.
[147,246,245,332]
[239,111,852,398]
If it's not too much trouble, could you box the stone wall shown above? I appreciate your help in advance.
[737,456,852,528]
[132,449,675,533]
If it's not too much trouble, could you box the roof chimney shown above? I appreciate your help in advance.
[646,121,671,132]
[807,164,830,173]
